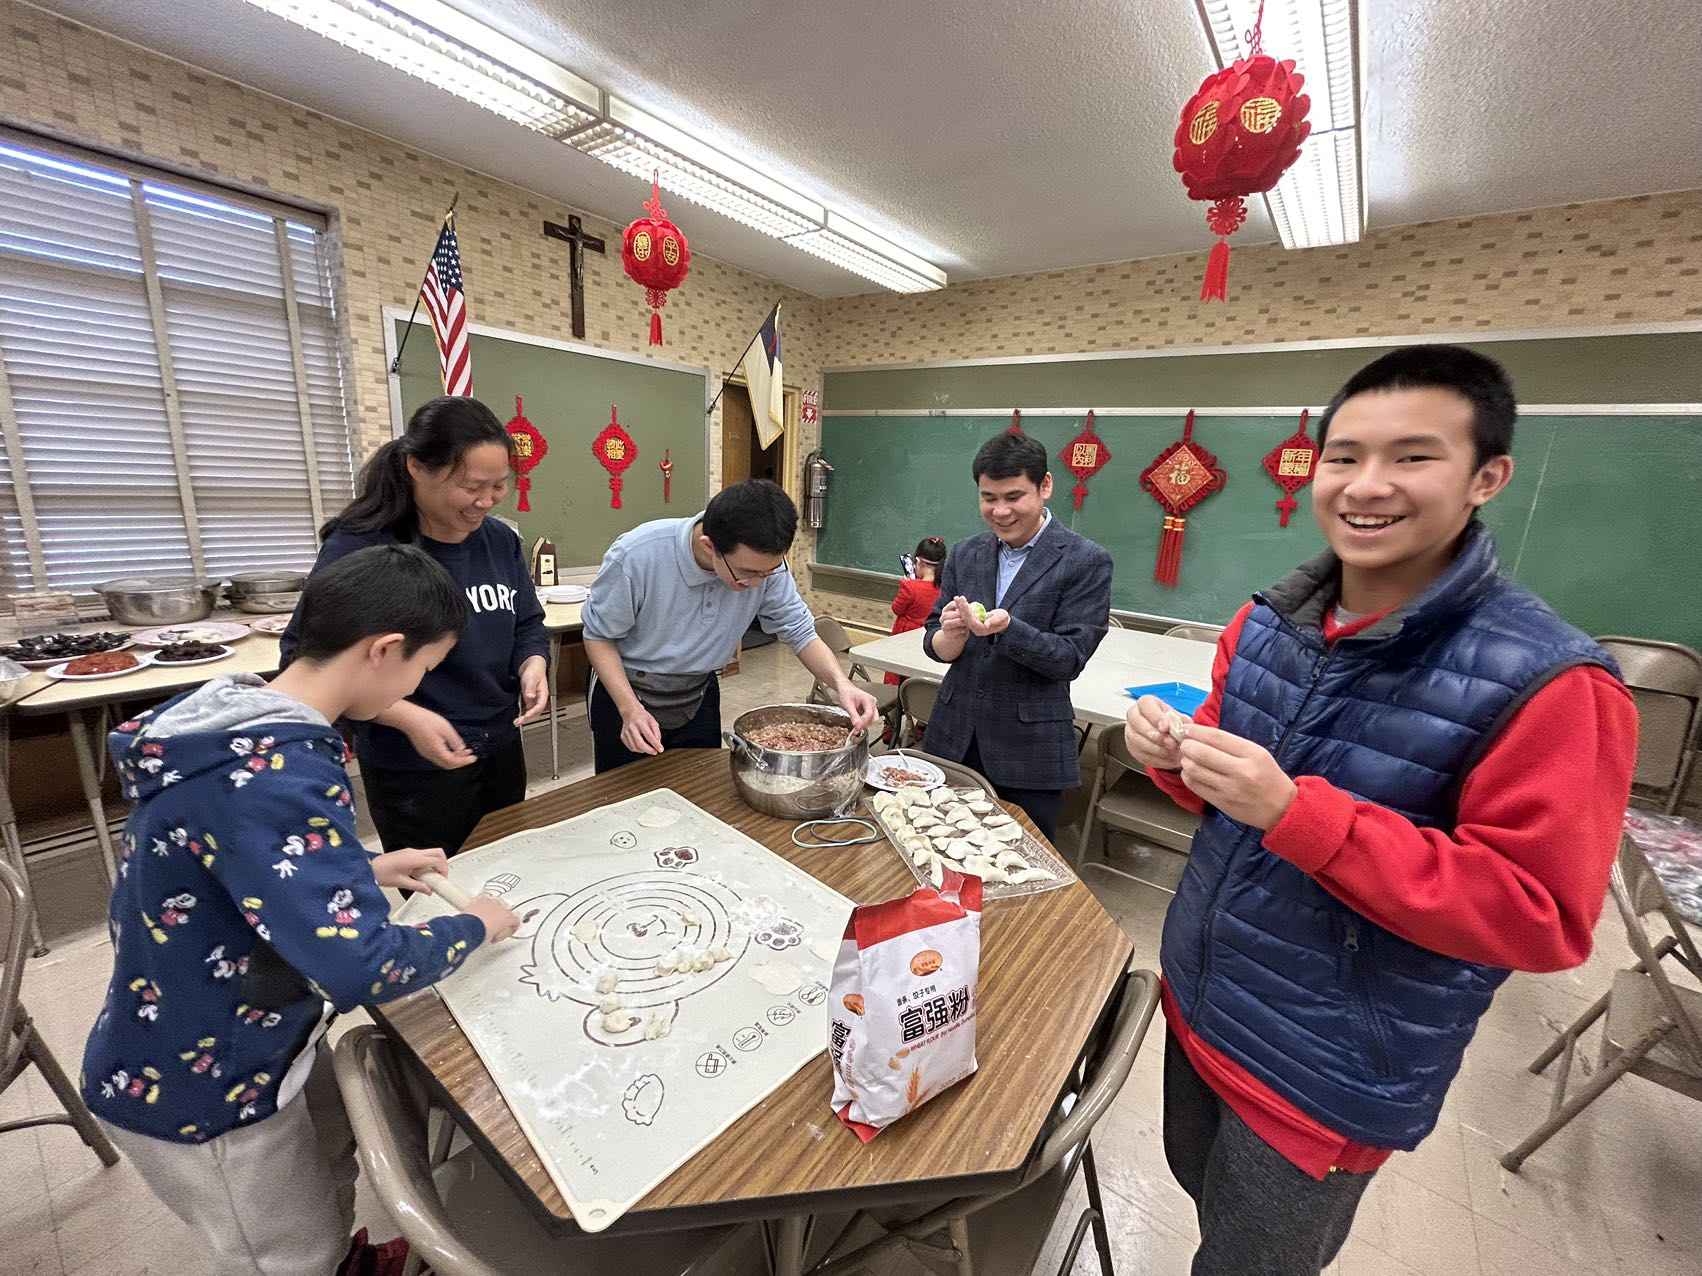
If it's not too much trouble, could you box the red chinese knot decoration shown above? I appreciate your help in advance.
[1059,411,1112,511]
[1006,408,1024,435]
[1260,408,1319,526]
[621,173,691,346]
[591,404,636,509]
[1172,3,1310,301]
[504,396,547,512]
[1139,411,1227,587]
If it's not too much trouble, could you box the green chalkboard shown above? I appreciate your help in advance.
[391,316,710,568]
[813,412,1702,650]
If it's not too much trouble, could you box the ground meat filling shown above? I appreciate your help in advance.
[742,722,849,752]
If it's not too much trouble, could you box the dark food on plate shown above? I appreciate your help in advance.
[2,631,130,661]
[154,640,227,663]
[743,721,852,752]
[879,766,931,785]
[63,651,140,676]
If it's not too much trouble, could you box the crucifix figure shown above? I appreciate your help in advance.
[542,214,605,339]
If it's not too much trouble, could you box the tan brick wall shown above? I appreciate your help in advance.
[0,1,827,477]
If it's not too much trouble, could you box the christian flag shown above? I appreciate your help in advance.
[741,303,784,448]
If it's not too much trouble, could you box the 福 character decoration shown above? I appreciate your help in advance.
[504,396,548,513]
[620,172,691,346]
[592,405,636,510]
[1260,408,1319,527]
[1059,411,1112,511]
[659,448,674,504]
[1172,1,1311,301]
[1140,411,1227,587]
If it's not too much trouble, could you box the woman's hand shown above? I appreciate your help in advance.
[403,708,477,770]
[514,655,550,726]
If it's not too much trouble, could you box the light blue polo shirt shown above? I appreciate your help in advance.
[582,513,817,674]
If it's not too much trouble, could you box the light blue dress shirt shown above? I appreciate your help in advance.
[994,509,1053,606]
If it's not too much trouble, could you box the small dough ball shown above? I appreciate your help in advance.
[594,971,620,994]
[602,1010,634,1033]
[571,920,598,944]
[708,946,733,962]
[598,994,622,1014]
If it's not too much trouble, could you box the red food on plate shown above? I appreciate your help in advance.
[64,651,139,676]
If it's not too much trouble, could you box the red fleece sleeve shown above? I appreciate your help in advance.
[1262,665,1637,972]
[1146,604,1250,814]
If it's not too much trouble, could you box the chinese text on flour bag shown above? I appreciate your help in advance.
[828,869,982,1141]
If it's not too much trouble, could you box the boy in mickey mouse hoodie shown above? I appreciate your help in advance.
[81,546,521,1276]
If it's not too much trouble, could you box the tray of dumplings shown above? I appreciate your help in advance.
[865,784,1073,899]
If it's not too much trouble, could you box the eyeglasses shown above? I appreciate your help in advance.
[716,547,789,585]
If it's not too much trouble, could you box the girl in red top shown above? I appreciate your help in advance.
[885,537,946,685]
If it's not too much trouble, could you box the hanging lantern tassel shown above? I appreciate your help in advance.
[1201,198,1247,302]
[646,288,666,346]
[1140,410,1227,588]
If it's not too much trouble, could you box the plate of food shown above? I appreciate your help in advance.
[863,754,947,792]
[151,641,234,666]
[249,615,291,635]
[131,622,250,647]
[2,631,133,669]
[46,650,153,680]
[865,784,1074,899]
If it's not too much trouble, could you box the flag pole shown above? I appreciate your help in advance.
[389,191,459,376]
[706,302,779,415]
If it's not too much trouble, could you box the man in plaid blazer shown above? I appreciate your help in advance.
[922,432,1114,838]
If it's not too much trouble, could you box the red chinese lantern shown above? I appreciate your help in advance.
[504,396,547,512]
[1172,5,1310,301]
[621,173,691,346]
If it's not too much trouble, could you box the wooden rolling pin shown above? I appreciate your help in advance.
[416,871,535,925]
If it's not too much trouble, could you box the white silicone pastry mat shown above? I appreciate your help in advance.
[863,786,1075,899]
[396,788,852,1232]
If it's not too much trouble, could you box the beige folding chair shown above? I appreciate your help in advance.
[1,860,119,1168]
[1596,637,1702,814]
[802,966,1161,1276]
[1163,623,1224,644]
[333,1024,765,1276]
[1074,727,1201,889]
[1106,613,1126,630]
[897,676,941,749]
[1503,835,1702,1171]
[807,615,900,732]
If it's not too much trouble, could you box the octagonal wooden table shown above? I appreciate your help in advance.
[375,748,1133,1273]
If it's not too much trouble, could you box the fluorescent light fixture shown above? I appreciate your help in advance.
[566,97,824,239]
[785,213,946,292]
[1195,0,1363,248]
[238,0,600,137]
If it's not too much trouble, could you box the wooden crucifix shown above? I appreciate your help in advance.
[541,214,605,339]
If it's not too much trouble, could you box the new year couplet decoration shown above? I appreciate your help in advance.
[659,448,674,504]
[504,396,548,512]
[592,405,636,509]
[620,172,691,346]
[1261,408,1319,526]
[1172,1,1310,301]
[1140,411,1227,587]
[1059,411,1112,511]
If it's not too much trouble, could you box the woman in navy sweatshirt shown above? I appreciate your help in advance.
[283,396,549,856]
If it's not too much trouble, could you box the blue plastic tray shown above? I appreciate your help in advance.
[1124,681,1208,715]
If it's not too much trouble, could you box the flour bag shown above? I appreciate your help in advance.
[829,869,982,1141]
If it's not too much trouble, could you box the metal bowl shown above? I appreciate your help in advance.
[226,570,306,597]
[726,703,869,820]
[97,576,219,626]
[231,590,302,615]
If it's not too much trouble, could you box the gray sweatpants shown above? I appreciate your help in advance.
[100,1046,356,1276]
[1164,1028,1377,1276]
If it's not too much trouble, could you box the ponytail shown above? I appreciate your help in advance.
[320,396,513,542]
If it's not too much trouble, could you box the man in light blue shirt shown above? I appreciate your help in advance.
[583,478,878,772]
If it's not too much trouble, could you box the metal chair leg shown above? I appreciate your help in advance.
[1502,1022,1673,1171]
[1080,1142,1116,1276]
[23,1023,119,1166]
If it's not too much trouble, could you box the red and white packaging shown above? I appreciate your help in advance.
[828,869,982,1142]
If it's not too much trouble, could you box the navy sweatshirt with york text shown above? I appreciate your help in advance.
[281,520,548,771]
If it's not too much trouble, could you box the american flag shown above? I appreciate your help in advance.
[421,217,472,395]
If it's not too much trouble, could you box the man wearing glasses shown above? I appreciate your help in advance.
[583,478,879,772]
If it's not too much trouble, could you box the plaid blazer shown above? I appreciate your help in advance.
[922,519,1112,791]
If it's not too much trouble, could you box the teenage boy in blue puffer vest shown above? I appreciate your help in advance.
[1124,345,1637,1275]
